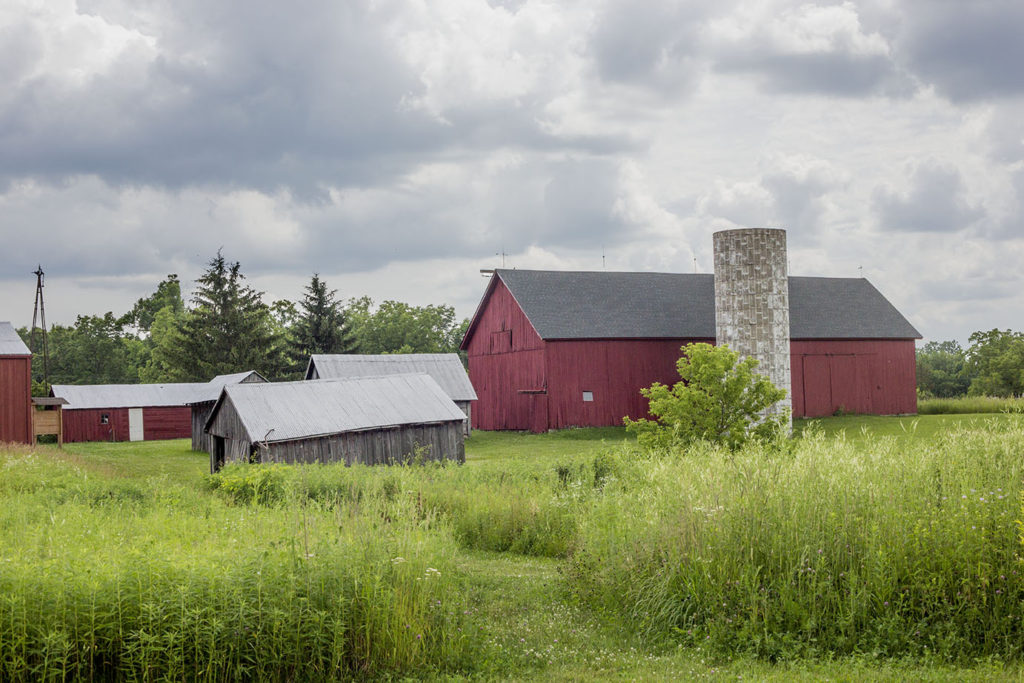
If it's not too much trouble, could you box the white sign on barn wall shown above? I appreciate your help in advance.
[128,408,144,442]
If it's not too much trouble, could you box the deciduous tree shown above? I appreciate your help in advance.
[625,343,788,451]
[346,297,467,355]
[965,329,1024,397]
[916,340,970,398]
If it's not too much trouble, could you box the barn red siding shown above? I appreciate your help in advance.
[142,407,192,440]
[790,339,917,417]
[62,406,192,442]
[0,356,32,444]
[545,339,713,430]
[466,278,548,431]
[465,280,918,431]
[63,408,129,443]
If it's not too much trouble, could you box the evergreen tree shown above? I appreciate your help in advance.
[289,274,358,370]
[162,252,287,380]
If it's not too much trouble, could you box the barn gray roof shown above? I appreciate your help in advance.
[490,270,920,340]
[207,374,466,443]
[306,354,477,401]
[53,370,267,410]
[0,322,30,356]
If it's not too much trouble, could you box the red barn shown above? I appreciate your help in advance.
[0,322,33,444]
[461,270,921,431]
[53,372,266,443]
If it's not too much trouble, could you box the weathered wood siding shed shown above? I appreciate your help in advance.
[0,322,33,444]
[206,374,466,472]
[462,270,921,431]
[190,371,267,454]
[306,354,477,435]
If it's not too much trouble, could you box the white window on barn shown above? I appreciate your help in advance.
[582,391,594,402]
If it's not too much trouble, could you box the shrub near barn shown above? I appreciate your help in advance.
[625,343,788,451]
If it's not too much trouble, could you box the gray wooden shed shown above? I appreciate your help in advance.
[205,374,466,472]
[189,370,267,457]
[304,354,477,435]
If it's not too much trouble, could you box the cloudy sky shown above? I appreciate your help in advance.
[2,0,1022,344]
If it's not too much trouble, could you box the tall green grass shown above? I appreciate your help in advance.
[0,451,474,680]
[565,421,1024,661]
[205,454,611,558]
[5,416,1024,675]
[918,396,1024,414]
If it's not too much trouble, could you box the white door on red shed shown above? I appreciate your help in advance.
[128,408,144,441]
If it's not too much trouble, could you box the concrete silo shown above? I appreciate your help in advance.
[713,228,792,425]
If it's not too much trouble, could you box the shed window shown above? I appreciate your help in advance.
[490,329,512,354]
[100,413,109,425]
[582,391,594,402]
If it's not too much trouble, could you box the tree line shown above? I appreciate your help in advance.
[917,329,1024,398]
[18,252,469,392]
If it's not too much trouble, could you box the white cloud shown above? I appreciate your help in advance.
[1,0,1023,346]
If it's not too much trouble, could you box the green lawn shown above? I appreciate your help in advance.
[794,412,1022,442]
[10,414,1023,681]
[62,438,205,482]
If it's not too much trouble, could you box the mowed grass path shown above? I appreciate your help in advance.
[44,412,1024,680]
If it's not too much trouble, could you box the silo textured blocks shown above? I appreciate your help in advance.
[713,228,792,424]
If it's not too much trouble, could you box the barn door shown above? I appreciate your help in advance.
[828,354,862,414]
[801,356,832,417]
[128,408,144,441]
[528,393,548,433]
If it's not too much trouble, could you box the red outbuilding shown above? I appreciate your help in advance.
[0,322,33,444]
[460,270,921,431]
[52,372,265,443]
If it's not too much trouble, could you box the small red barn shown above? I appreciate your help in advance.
[0,322,33,444]
[53,371,266,443]
[461,270,921,431]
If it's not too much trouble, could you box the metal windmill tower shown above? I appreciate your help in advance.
[30,265,50,389]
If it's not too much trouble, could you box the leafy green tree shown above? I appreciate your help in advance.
[964,329,1024,397]
[624,343,788,451]
[123,274,184,333]
[161,252,287,380]
[916,340,970,398]
[288,274,357,370]
[346,297,467,355]
[41,314,139,385]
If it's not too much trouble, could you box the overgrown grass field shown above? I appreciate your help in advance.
[1,414,1022,680]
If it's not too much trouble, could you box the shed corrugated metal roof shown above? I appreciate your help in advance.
[490,270,921,340]
[209,374,466,443]
[192,370,268,403]
[52,382,210,409]
[0,322,31,356]
[307,354,477,401]
[54,370,268,410]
